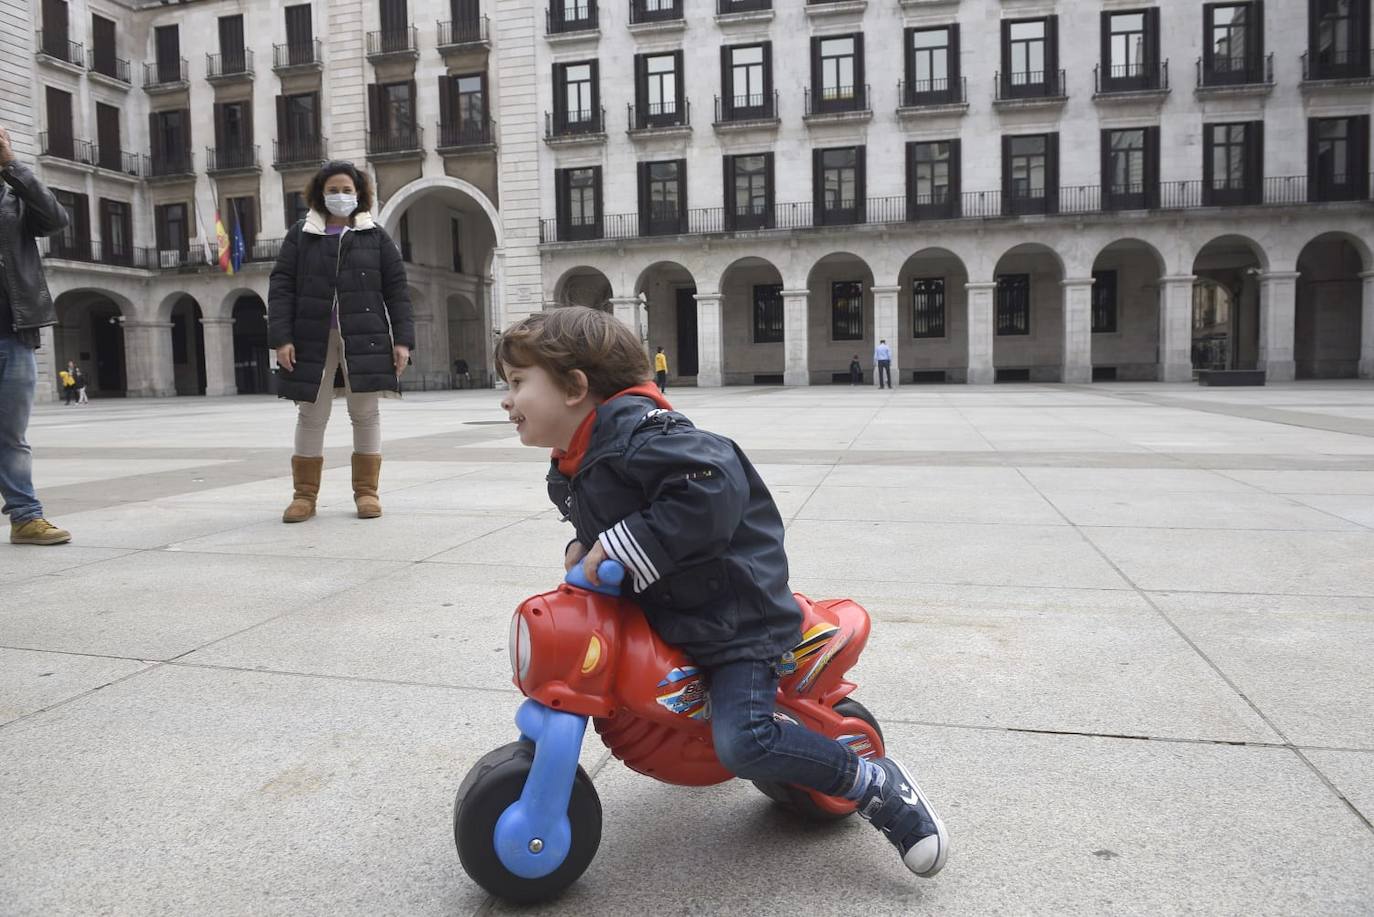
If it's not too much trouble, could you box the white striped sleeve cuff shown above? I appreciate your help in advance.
[598,521,661,593]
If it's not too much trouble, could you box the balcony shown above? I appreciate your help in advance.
[547,2,599,37]
[95,148,145,178]
[273,138,328,169]
[713,91,780,130]
[365,126,424,161]
[35,31,84,71]
[436,119,496,153]
[994,70,1068,108]
[40,237,156,270]
[536,174,1374,246]
[1195,53,1274,96]
[1300,49,1374,90]
[544,108,606,145]
[146,150,195,180]
[143,59,189,93]
[150,237,284,271]
[628,100,691,136]
[629,0,684,30]
[86,49,132,87]
[1093,61,1170,103]
[273,40,323,73]
[38,134,97,169]
[206,50,254,83]
[805,0,866,20]
[716,0,771,21]
[437,17,491,53]
[365,28,419,62]
[803,84,872,123]
[897,77,969,116]
[206,145,260,175]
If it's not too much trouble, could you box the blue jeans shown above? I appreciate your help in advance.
[708,658,859,797]
[0,335,43,524]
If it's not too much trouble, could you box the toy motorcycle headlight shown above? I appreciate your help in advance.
[508,611,532,683]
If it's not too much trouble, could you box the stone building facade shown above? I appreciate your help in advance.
[8,0,1374,400]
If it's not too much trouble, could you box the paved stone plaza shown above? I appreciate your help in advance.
[3,382,1374,916]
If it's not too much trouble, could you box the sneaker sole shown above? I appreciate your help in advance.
[890,759,949,878]
[10,534,72,546]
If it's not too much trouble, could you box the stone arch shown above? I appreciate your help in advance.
[446,292,488,387]
[897,247,971,384]
[1090,239,1167,381]
[52,289,133,397]
[167,294,207,396]
[552,266,613,311]
[635,261,695,379]
[990,242,1066,382]
[374,175,502,248]
[1294,232,1367,379]
[1192,236,1268,372]
[217,286,264,322]
[710,256,784,385]
[805,252,877,386]
[231,293,271,395]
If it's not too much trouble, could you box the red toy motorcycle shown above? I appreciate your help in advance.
[453,559,884,903]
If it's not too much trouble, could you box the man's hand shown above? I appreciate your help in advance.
[581,541,609,584]
[276,344,295,372]
[0,125,15,167]
[563,539,588,572]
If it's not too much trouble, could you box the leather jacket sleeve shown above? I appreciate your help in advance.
[1,161,69,238]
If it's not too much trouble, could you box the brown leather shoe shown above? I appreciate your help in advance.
[352,452,382,519]
[10,518,72,545]
[282,455,324,523]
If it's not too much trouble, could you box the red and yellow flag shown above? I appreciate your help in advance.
[215,211,234,275]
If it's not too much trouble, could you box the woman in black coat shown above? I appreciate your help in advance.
[268,161,414,523]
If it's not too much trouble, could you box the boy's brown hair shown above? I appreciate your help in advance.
[495,306,650,399]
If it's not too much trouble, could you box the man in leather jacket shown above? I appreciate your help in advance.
[0,124,73,545]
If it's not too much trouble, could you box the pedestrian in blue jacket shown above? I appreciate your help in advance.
[495,306,948,877]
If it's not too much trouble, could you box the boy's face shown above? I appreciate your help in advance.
[499,362,593,451]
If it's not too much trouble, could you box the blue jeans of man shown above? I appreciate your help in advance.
[877,360,892,388]
[0,335,43,524]
[707,657,859,797]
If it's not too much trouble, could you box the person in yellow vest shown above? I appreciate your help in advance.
[58,365,75,405]
[653,346,668,393]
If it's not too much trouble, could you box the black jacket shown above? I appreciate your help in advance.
[267,210,415,402]
[548,395,802,668]
[0,161,70,347]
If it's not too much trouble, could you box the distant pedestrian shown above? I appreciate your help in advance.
[59,364,76,404]
[849,355,862,386]
[653,346,668,393]
[73,365,88,404]
[268,160,414,523]
[874,339,893,389]
[0,121,73,545]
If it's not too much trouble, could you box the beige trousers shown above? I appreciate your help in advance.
[293,329,382,457]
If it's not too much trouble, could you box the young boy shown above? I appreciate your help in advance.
[496,306,948,877]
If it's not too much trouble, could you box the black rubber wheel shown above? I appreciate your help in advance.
[453,740,603,904]
[752,698,885,822]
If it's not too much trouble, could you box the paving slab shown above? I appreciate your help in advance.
[0,664,604,917]
[809,583,1279,743]
[1281,493,1374,530]
[797,483,1064,525]
[0,647,153,725]
[0,550,404,659]
[0,544,135,584]
[1305,751,1374,823]
[1037,489,1363,531]
[1082,528,1374,596]
[491,722,1374,917]
[784,520,1130,590]
[39,502,269,550]
[1219,470,1374,495]
[1148,592,1374,748]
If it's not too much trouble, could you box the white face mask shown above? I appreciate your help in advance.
[324,193,357,217]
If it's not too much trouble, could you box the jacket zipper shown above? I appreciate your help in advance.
[332,229,351,357]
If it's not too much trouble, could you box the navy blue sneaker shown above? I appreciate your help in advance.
[855,757,949,877]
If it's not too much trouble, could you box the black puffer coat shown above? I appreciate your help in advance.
[267,210,415,402]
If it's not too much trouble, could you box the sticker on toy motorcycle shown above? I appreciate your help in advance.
[656,666,710,720]
[838,732,877,759]
[796,628,854,695]
[787,623,840,667]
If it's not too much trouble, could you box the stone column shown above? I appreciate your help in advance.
[1258,271,1300,382]
[35,327,58,403]
[1060,277,1095,384]
[1358,271,1374,379]
[122,321,176,397]
[781,289,810,385]
[200,317,237,396]
[1158,275,1197,382]
[609,296,644,346]
[694,293,724,387]
[965,281,997,384]
[872,284,901,388]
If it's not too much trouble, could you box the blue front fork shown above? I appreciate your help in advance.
[493,698,589,879]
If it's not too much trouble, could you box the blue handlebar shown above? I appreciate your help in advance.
[564,558,626,597]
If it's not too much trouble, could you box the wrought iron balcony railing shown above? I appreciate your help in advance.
[86,48,131,83]
[1197,53,1274,88]
[273,40,322,70]
[206,49,253,79]
[1093,60,1169,94]
[898,76,967,107]
[995,69,1067,101]
[206,145,259,173]
[714,90,778,123]
[628,100,690,131]
[365,126,424,156]
[545,107,606,138]
[38,133,96,166]
[143,59,189,89]
[273,138,328,166]
[366,27,418,57]
[547,1,598,34]
[1301,48,1373,81]
[36,31,83,66]
[437,119,496,148]
[804,83,870,116]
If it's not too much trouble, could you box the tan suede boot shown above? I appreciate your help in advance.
[352,452,382,519]
[282,455,324,523]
